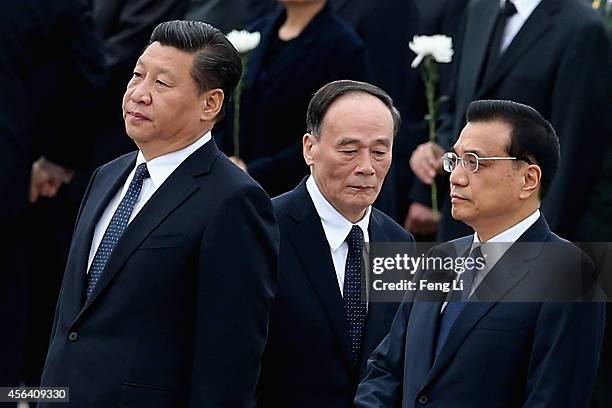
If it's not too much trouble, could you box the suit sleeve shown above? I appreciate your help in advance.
[189,184,279,407]
[355,252,431,408]
[542,19,612,237]
[523,302,605,408]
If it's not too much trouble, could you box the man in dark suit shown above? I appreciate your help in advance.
[407,0,612,241]
[356,100,605,407]
[40,21,278,407]
[0,0,105,390]
[257,80,414,407]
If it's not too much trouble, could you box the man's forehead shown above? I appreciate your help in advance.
[454,121,510,154]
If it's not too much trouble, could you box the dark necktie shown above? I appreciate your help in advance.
[434,245,484,358]
[481,0,518,84]
[85,163,150,302]
[343,225,367,366]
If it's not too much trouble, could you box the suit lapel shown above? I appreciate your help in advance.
[359,212,392,374]
[456,0,499,112]
[73,142,220,323]
[284,181,354,369]
[423,216,551,386]
[477,0,560,97]
[65,154,136,317]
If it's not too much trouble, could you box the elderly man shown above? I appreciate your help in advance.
[256,80,414,407]
[40,21,278,407]
[356,100,604,408]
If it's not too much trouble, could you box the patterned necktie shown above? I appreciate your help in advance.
[85,163,150,302]
[434,245,484,358]
[343,225,367,366]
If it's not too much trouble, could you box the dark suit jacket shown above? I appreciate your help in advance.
[40,141,279,407]
[411,0,612,240]
[356,215,605,408]
[215,3,369,197]
[256,180,414,407]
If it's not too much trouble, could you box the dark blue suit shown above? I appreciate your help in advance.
[356,215,605,408]
[40,141,279,407]
[256,180,414,407]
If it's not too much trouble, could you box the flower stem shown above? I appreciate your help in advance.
[422,57,439,216]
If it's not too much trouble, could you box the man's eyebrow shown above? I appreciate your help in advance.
[133,60,175,79]
[337,138,359,146]
[460,148,487,156]
[373,138,392,147]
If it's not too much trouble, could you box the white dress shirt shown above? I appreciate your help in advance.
[87,131,212,271]
[306,175,371,297]
[500,0,543,53]
[442,209,540,311]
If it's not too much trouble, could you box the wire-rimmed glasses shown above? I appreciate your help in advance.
[442,152,518,173]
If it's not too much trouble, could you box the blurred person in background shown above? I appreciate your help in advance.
[0,0,105,394]
[407,0,612,242]
[218,0,369,198]
[185,0,278,33]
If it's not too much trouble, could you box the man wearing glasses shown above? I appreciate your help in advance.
[355,100,604,408]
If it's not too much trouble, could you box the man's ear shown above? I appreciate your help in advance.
[303,133,317,166]
[519,164,542,200]
[200,88,224,121]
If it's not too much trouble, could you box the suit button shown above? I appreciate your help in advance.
[68,332,78,342]
[418,395,429,405]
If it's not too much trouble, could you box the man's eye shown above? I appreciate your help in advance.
[156,80,168,87]
[132,72,142,78]
[373,150,386,155]
[341,150,357,154]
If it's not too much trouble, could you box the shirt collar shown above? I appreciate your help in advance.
[135,131,211,188]
[472,209,540,266]
[500,0,542,18]
[306,175,371,251]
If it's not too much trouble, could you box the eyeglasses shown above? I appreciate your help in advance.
[442,152,518,173]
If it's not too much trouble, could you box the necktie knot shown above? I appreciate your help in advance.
[500,0,517,18]
[134,163,150,183]
[346,225,364,251]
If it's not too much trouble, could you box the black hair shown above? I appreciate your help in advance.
[306,80,401,138]
[149,20,242,121]
[466,99,560,199]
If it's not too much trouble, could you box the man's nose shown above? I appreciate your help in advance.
[355,150,375,175]
[449,163,468,187]
[129,80,152,105]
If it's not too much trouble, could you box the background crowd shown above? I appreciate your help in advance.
[1,0,611,406]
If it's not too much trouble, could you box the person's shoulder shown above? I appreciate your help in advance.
[198,153,271,210]
[556,0,606,29]
[97,150,138,176]
[371,208,414,242]
[431,235,472,257]
[271,184,307,217]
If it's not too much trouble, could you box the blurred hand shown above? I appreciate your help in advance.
[29,157,73,203]
[409,142,444,185]
[404,202,439,236]
[229,156,248,173]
